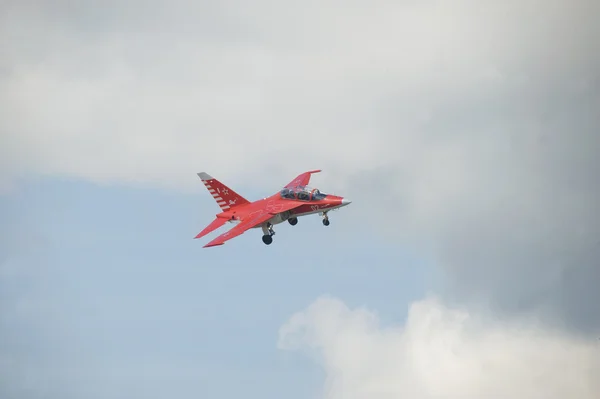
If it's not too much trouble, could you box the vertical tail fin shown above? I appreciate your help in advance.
[197,172,250,212]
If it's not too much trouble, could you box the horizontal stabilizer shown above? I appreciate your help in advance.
[195,217,228,239]
[203,242,225,248]
[202,210,274,248]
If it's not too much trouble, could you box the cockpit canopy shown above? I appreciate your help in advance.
[280,185,327,201]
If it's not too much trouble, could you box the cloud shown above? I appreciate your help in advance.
[2,1,598,189]
[2,0,599,330]
[279,295,600,399]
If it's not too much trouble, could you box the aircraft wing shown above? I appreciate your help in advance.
[203,201,303,248]
[284,170,322,188]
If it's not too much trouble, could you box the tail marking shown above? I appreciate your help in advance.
[197,172,250,212]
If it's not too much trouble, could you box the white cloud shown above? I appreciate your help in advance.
[279,295,600,399]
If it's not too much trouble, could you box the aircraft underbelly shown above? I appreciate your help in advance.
[291,204,338,218]
[267,210,293,225]
[250,205,340,228]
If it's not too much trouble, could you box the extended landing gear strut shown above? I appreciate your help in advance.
[322,212,330,226]
[261,223,275,245]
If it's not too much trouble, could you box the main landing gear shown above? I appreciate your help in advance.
[262,223,275,245]
[262,213,330,245]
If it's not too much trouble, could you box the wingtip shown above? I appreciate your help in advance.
[197,172,213,181]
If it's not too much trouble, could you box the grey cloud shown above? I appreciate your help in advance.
[351,90,600,332]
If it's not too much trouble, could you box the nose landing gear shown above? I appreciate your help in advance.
[322,212,330,226]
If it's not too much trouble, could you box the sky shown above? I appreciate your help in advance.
[1,1,600,398]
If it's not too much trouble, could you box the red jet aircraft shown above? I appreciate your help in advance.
[194,170,351,247]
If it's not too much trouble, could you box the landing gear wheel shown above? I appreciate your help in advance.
[262,234,273,245]
[288,217,298,226]
[322,218,330,226]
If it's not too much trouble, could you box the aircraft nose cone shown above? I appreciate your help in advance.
[341,198,352,206]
